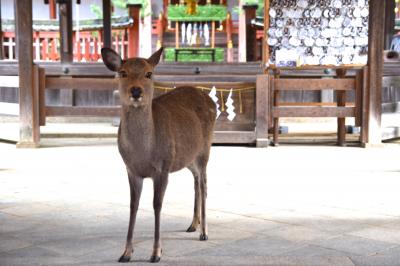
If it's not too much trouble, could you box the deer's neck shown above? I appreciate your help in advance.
[119,105,155,155]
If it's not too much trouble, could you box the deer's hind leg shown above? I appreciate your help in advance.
[187,164,201,233]
[199,166,208,241]
[189,153,209,241]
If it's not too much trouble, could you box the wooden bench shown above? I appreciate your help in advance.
[268,66,365,146]
[174,48,216,62]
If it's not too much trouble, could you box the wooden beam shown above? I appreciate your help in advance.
[46,106,120,117]
[127,4,142,57]
[364,0,385,147]
[272,107,355,118]
[15,0,40,147]
[274,79,356,91]
[102,0,112,48]
[46,77,117,90]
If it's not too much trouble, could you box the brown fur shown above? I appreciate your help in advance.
[101,47,216,263]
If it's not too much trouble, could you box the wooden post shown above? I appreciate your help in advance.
[364,0,385,147]
[103,0,112,48]
[57,0,73,107]
[384,0,395,50]
[49,0,57,19]
[58,0,73,63]
[0,0,3,60]
[127,4,142,57]
[15,0,40,148]
[243,4,258,61]
[156,13,164,49]
[262,0,270,72]
[175,21,179,48]
[238,0,246,62]
[336,69,347,147]
[211,21,215,48]
[256,74,269,147]
[226,12,233,62]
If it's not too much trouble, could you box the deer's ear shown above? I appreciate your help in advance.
[101,48,122,72]
[148,47,164,66]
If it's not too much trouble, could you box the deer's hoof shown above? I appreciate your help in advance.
[186,225,197,232]
[150,255,161,263]
[199,233,208,241]
[118,255,131,263]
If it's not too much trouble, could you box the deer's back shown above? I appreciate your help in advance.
[152,87,216,172]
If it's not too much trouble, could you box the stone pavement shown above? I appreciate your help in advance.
[1,139,400,265]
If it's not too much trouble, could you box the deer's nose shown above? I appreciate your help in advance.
[130,87,143,99]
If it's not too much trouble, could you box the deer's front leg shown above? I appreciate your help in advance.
[150,173,169,263]
[118,175,143,263]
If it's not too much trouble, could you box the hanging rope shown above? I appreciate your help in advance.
[154,85,255,93]
[153,85,255,116]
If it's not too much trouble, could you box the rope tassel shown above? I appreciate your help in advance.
[220,91,225,112]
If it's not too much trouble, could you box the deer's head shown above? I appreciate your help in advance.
[101,47,163,109]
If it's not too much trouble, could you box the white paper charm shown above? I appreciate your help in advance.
[225,89,236,121]
[209,86,221,119]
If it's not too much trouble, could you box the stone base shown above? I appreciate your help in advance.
[361,142,385,148]
[256,138,269,148]
[16,141,40,148]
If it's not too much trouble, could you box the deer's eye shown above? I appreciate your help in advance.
[118,71,128,78]
[145,72,152,79]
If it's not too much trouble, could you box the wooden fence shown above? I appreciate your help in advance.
[1,29,129,62]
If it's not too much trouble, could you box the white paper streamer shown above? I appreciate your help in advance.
[226,88,236,121]
[209,86,221,119]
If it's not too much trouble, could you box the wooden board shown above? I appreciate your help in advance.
[274,79,355,91]
[272,107,355,118]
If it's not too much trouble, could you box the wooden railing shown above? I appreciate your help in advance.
[1,29,129,62]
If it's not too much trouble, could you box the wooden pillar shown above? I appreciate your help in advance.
[256,74,270,147]
[127,4,142,57]
[243,4,258,61]
[156,13,164,49]
[363,0,385,147]
[0,0,3,60]
[57,0,74,108]
[58,0,73,63]
[238,0,246,62]
[384,0,395,50]
[49,0,57,19]
[239,3,258,62]
[263,0,270,72]
[226,12,233,62]
[211,21,215,48]
[15,0,40,148]
[336,69,347,147]
[175,21,179,48]
[103,0,112,48]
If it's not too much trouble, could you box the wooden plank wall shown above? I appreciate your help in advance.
[1,63,400,107]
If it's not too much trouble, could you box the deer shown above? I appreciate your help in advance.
[101,47,216,263]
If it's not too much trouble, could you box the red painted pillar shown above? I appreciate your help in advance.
[127,4,142,58]
[226,12,233,62]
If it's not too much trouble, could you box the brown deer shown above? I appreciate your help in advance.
[101,47,216,263]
